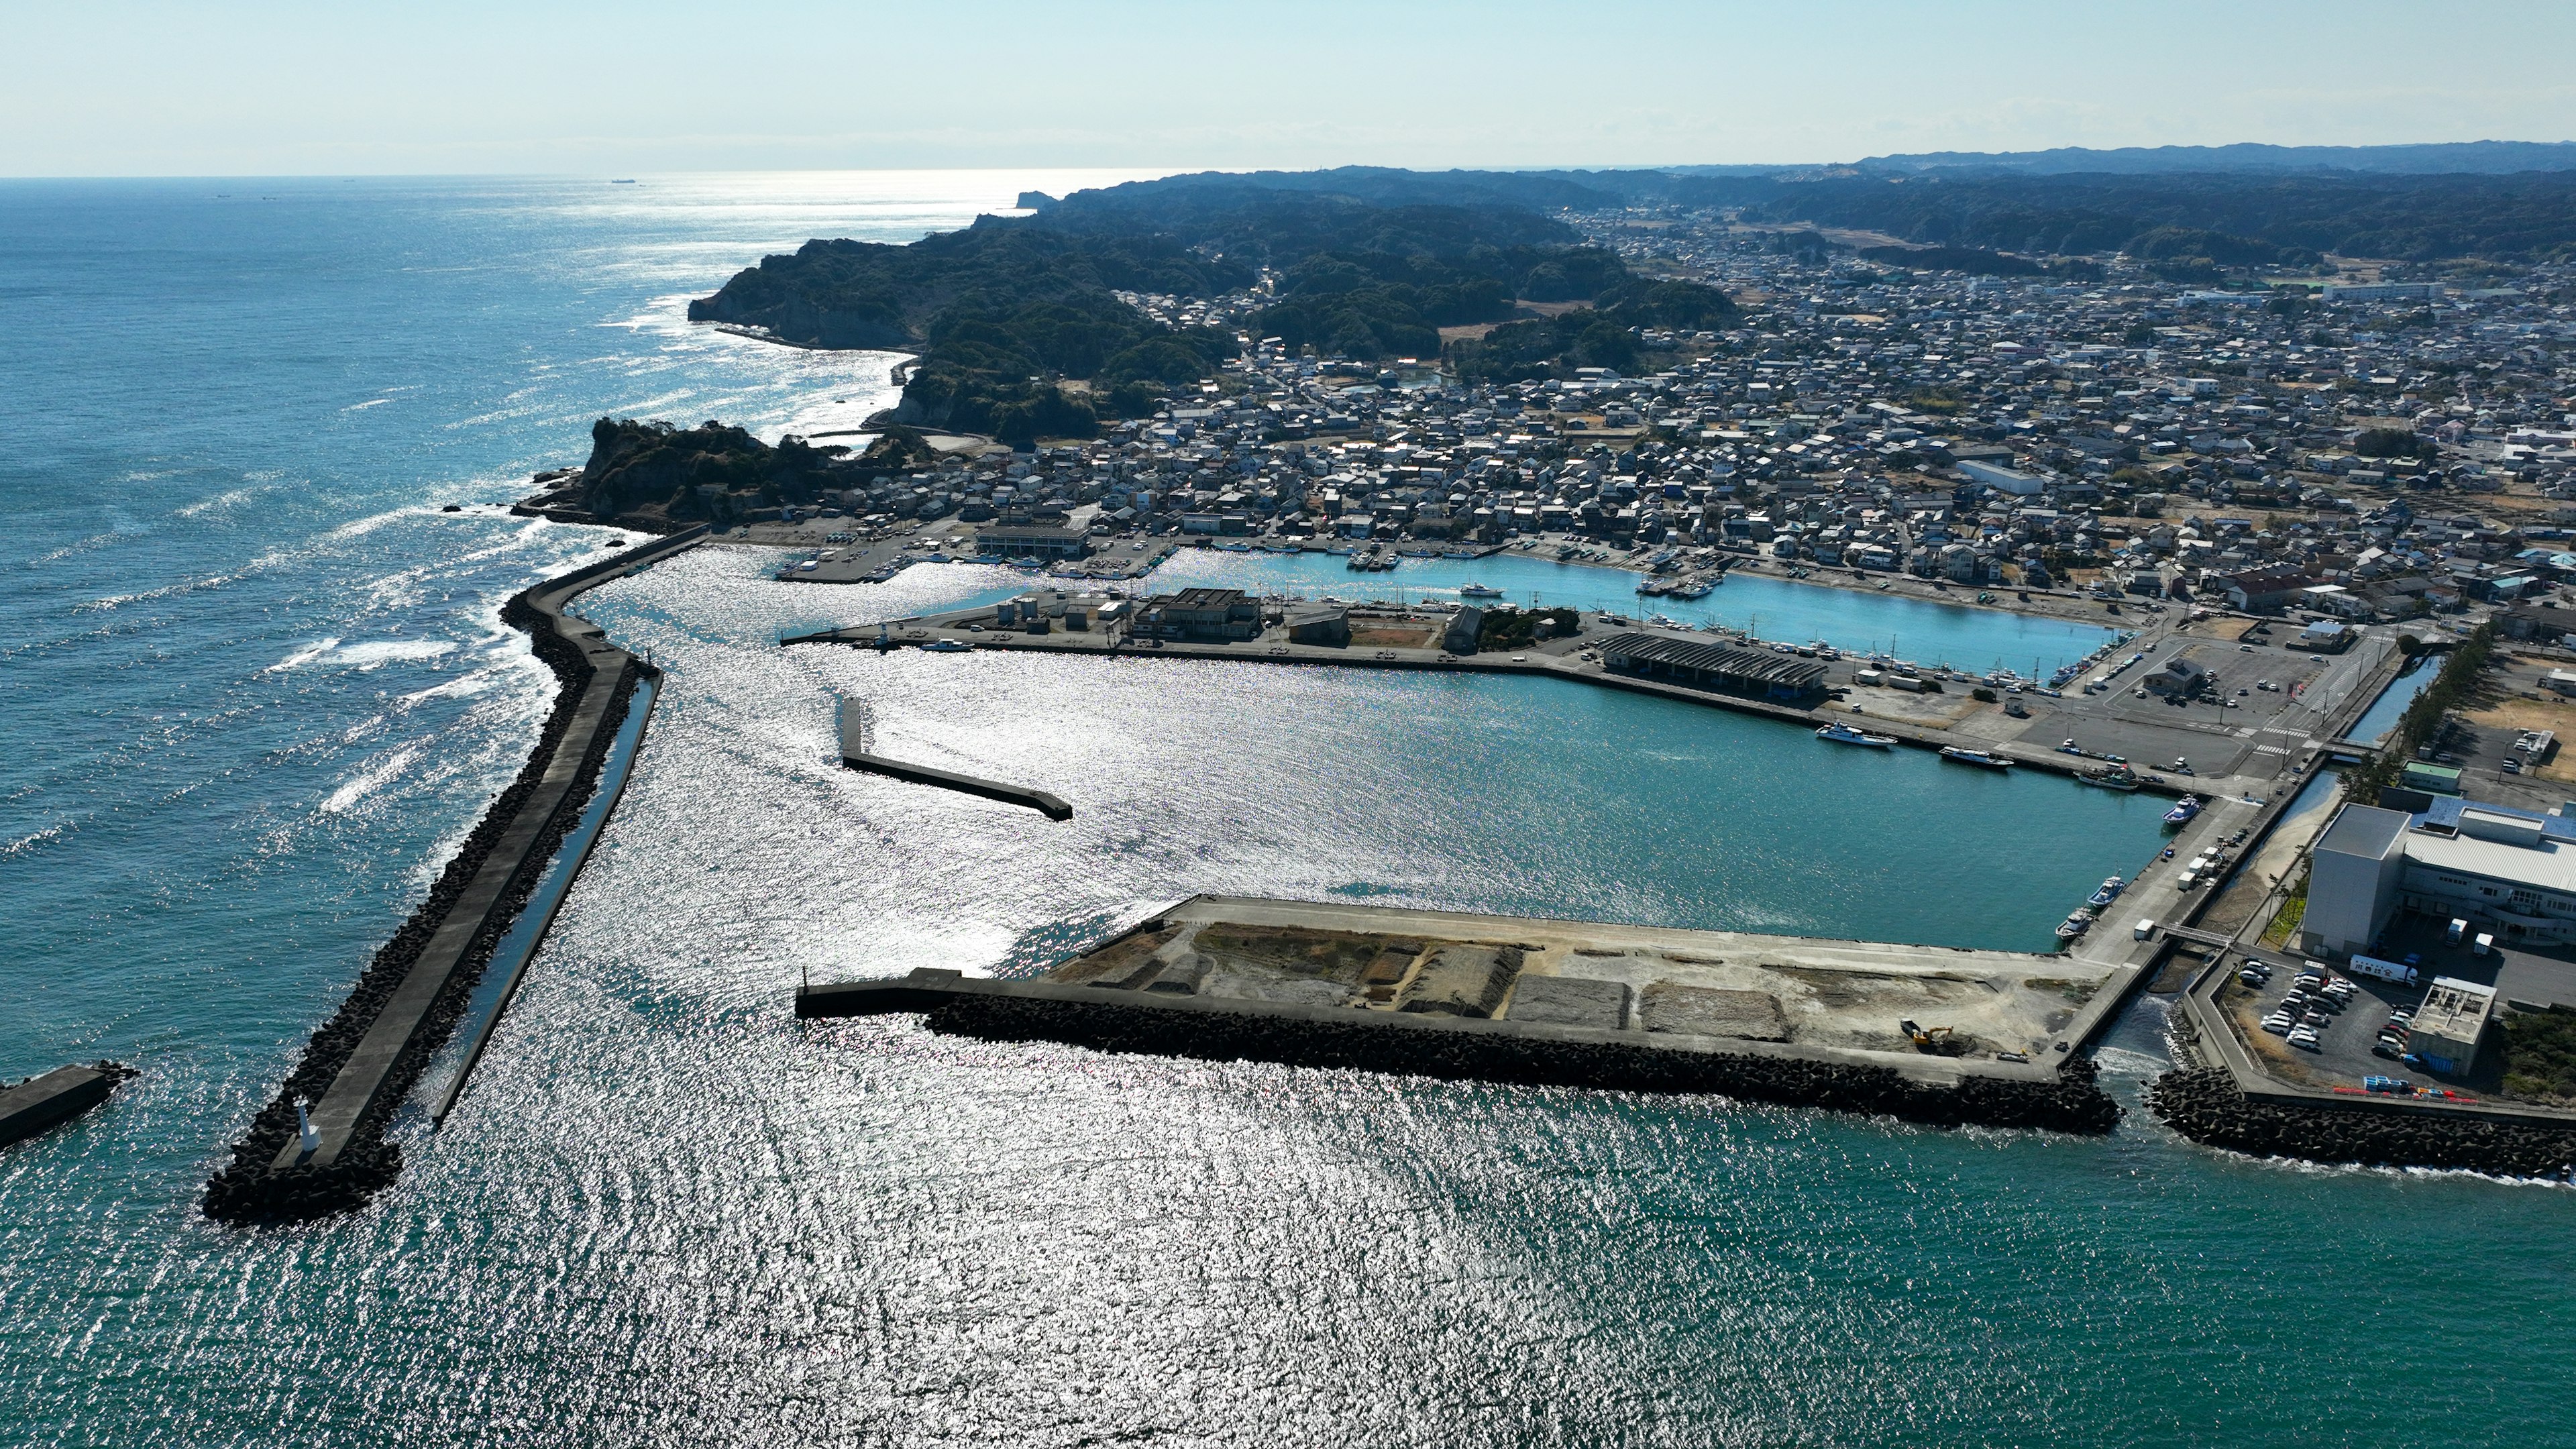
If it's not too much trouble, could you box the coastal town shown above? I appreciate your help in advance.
[741,211,2576,647]
[716,200,2576,1175]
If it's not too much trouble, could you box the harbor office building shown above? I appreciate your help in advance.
[2304,798,2576,957]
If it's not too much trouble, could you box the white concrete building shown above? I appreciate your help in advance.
[2303,800,2576,958]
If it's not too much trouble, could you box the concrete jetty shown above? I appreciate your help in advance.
[1,1063,133,1147]
[837,698,1071,820]
[203,527,705,1221]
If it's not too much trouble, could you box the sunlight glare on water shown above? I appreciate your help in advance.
[2,174,2571,1448]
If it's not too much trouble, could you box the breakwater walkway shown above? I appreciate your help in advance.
[203,527,704,1222]
[1,1063,136,1147]
[836,698,1071,820]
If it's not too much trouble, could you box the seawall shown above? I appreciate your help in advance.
[202,527,702,1223]
[802,971,2121,1135]
[2147,1067,2576,1179]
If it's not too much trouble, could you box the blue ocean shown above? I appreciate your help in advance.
[3,174,2570,1446]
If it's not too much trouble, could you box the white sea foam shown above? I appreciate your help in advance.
[176,485,272,518]
[2,821,70,858]
[320,744,423,814]
[398,672,500,706]
[270,637,454,672]
[334,639,457,669]
[270,638,343,671]
[326,506,429,541]
[343,398,392,411]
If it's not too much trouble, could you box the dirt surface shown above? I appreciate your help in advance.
[1044,897,2112,1063]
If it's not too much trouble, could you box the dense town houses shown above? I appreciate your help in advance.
[815,212,2576,629]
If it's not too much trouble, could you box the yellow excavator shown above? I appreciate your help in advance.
[1900,1018,1960,1055]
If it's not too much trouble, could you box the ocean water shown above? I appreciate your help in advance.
[3,176,2573,1448]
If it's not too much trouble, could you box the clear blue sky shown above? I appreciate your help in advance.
[6,0,2572,176]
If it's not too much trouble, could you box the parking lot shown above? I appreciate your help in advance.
[2006,628,2361,784]
[2220,950,2426,1088]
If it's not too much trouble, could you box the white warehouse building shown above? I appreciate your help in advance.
[2302,798,2576,958]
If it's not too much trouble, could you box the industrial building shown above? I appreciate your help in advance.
[1130,587,1263,643]
[2303,798,2576,958]
[2407,977,2498,1075]
[975,523,1092,561]
[1597,633,1828,701]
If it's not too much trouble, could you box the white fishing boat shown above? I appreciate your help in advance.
[1817,721,1898,748]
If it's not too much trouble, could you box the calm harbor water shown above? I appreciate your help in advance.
[4,176,2572,1447]
[1142,547,2120,676]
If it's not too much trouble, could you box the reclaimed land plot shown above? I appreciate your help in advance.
[800,895,2124,1132]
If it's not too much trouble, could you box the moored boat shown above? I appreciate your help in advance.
[2163,795,2203,826]
[1937,747,2012,770]
[1817,721,1898,748]
[2076,767,2143,792]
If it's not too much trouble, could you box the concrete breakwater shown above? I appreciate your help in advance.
[2147,1067,2576,1179]
[1,1061,138,1147]
[836,697,1071,819]
[915,991,2123,1134]
[202,529,700,1223]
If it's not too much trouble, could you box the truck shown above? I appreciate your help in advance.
[2134,918,2157,941]
[2447,918,2467,947]
[2349,953,2419,985]
[2474,932,2495,957]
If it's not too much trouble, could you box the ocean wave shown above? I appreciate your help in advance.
[338,639,458,669]
[2,820,72,859]
[269,637,343,672]
[270,638,455,672]
[320,744,423,814]
[398,670,501,706]
[326,506,433,541]
[176,484,275,518]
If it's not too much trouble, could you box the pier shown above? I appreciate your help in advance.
[837,698,1071,820]
[203,527,704,1221]
[1,1063,133,1147]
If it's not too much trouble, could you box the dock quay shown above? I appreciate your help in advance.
[1,1062,136,1148]
[202,527,704,1223]
[785,596,2408,807]
[799,896,2122,1134]
[837,698,1071,820]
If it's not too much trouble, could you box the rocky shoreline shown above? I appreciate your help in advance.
[203,582,649,1224]
[922,994,2124,1135]
[2147,1067,2576,1179]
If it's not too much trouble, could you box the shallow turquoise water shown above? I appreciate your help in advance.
[3,176,2571,1448]
[1142,547,2121,676]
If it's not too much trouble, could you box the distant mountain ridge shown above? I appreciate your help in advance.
[1841,140,2576,177]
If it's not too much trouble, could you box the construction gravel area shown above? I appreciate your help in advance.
[1045,895,2112,1063]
